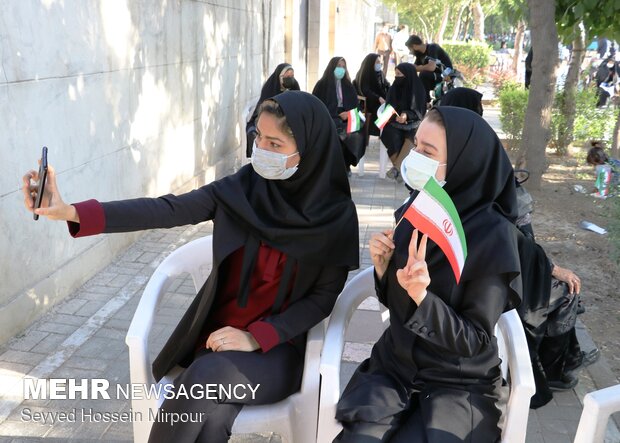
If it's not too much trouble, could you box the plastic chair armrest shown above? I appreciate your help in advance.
[574,384,620,443]
[499,309,536,443]
[125,270,173,386]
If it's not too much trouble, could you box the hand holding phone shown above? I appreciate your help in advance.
[33,147,48,221]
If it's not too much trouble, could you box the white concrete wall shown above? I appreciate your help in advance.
[0,0,286,344]
[333,0,376,78]
[305,0,381,90]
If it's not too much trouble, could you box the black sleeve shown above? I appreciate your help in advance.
[102,184,218,233]
[403,274,509,357]
[261,266,349,343]
[374,269,389,308]
[437,46,453,69]
[361,84,381,102]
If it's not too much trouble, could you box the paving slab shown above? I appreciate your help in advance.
[0,135,618,442]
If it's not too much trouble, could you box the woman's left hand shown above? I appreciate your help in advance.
[339,111,349,121]
[396,229,431,305]
[552,265,581,294]
[396,113,407,124]
[206,326,260,352]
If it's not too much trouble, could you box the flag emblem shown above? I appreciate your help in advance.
[346,109,365,133]
[397,177,467,283]
[374,103,396,130]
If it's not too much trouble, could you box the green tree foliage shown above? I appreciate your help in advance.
[497,82,529,150]
[555,0,620,43]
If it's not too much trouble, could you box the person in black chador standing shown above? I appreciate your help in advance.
[524,48,533,89]
[24,91,359,443]
[313,57,365,175]
[335,106,522,442]
[245,63,300,156]
[406,35,453,104]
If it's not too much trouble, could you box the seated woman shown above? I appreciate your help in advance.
[439,87,484,116]
[245,63,300,157]
[379,63,426,182]
[354,53,391,138]
[335,107,521,442]
[23,91,359,443]
[313,56,365,175]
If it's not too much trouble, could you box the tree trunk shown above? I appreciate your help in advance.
[612,112,620,158]
[461,8,471,41]
[558,25,585,156]
[472,2,484,41]
[517,0,559,189]
[512,21,525,74]
[435,4,450,44]
[451,4,467,41]
[416,14,431,44]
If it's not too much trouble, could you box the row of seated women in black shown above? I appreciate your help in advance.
[25,86,593,441]
[25,93,524,442]
[246,55,428,178]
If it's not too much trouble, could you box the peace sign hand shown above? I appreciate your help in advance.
[396,229,431,305]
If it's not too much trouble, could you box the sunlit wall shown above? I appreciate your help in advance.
[0,0,288,344]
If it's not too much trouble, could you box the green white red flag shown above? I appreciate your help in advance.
[346,109,365,133]
[374,103,396,130]
[399,177,467,283]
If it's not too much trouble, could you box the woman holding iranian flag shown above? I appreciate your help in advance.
[335,106,522,442]
[312,57,366,176]
[378,63,427,182]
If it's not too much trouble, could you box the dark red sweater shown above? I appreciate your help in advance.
[68,200,289,353]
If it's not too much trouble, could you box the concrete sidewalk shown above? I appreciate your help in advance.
[1,131,619,442]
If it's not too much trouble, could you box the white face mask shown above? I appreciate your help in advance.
[400,150,446,190]
[251,142,299,180]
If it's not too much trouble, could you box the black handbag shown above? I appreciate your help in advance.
[389,119,418,131]
[546,280,579,337]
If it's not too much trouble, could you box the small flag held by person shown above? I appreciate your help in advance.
[374,103,396,130]
[346,109,366,134]
[397,177,467,283]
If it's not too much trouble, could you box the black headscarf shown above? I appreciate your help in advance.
[257,63,300,104]
[312,57,359,115]
[355,53,389,98]
[211,91,359,273]
[386,63,426,116]
[439,87,484,116]
[394,106,521,306]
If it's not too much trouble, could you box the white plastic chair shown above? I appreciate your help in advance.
[317,267,536,443]
[356,141,388,179]
[574,383,620,443]
[125,235,322,443]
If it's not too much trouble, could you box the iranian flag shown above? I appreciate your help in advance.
[346,109,365,133]
[399,177,468,283]
[595,165,612,197]
[374,103,396,130]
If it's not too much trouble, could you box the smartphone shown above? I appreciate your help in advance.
[33,146,48,221]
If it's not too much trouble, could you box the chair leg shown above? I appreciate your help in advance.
[379,142,388,179]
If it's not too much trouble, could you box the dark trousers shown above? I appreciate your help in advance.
[418,71,439,103]
[148,343,303,443]
[335,385,501,443]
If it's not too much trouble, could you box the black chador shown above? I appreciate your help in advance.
[336,106,522,442]
[312,57,365,171]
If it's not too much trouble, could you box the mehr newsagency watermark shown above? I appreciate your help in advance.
[20,378,260,425]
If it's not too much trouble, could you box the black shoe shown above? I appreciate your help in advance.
[565,348,601,372]
[581,348,601,367]
[548,373,579,391]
